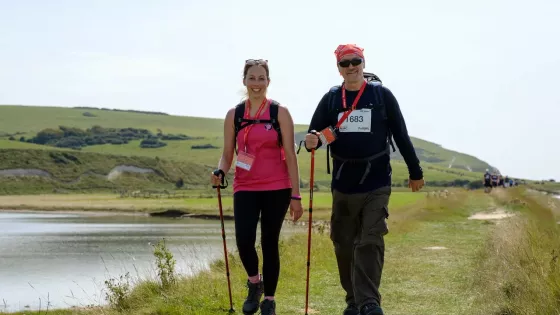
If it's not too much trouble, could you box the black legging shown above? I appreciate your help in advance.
[233,188,291,296]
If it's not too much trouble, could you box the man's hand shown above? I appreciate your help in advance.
[409,178,425,192]
[304,131,319,150]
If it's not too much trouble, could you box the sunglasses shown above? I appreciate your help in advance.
[338,58,363,68]
[245,59,268,65]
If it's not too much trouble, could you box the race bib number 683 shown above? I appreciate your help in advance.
[337,109,371,132]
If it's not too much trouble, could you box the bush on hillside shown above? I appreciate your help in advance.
[175,178,184,188]
[191,144,219,149]
[27,125,198,149]
[34,128,65,144]
[59,126,88,138]
[423,156,446,163]
[55,137,86,149]
[160,134,203,140]
[140,139,167,148]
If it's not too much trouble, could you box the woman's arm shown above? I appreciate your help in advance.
[278,105,300,197]
[217,108,236,175]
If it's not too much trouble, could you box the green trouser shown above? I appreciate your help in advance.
[330,186,391,309]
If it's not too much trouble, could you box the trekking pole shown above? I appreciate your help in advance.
[304,148,315,315]
[212,170,234,313]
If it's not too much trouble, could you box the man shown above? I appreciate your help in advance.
[484,169,492,192]
[303,44,424,315]
[491,172,499,188]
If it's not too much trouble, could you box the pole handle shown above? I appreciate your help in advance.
[212,169,228,189]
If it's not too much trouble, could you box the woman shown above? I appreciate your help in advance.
[211,59,303,315]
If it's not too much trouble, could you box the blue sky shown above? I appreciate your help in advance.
[0,0,558,181]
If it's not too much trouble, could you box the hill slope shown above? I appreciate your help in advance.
[0,105,493,193]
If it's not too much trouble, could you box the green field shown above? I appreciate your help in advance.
[0,105,494,195]
[10,188,560,315]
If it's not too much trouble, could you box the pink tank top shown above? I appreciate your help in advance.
[233,103,292,193]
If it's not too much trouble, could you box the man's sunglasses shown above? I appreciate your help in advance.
[338,58,363,68]
[246,59,268,65]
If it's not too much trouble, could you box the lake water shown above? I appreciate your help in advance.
[0,211,302,313]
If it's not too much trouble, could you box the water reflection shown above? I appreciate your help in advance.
[0,211,301,312]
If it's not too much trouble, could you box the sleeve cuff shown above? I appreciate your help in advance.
[409,166,423,180]
[304,139,323,152]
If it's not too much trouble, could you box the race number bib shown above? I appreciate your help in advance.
[235,152,255,171]
[337,109,371,132]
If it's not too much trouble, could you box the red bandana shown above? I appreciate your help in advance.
[334,44,365,62]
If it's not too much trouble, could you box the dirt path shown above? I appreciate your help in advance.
[467,207,515,220]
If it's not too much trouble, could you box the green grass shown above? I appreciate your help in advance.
[0,144,485,195]
[0,140,69,150]
[0,105,226,138]
[8,188,560,315]
[0,148,211,195]
[4,190,499,315]
[527,181,560,194]
[0,104,493,194]
[468,188,560,315]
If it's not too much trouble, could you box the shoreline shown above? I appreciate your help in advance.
[0,207,236,220]
[0,208,329,226]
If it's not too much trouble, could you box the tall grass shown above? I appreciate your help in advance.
[9,188,560,314]
[471,188,560,315]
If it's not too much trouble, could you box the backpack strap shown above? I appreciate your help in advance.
[232,100,283,155]
[369,82,396,153]
[269,101,283,148]
[233,102,246,155]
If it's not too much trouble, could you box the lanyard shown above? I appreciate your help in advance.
[335,80,367,129]
[243,98,269,152]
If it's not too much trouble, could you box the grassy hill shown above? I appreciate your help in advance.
[0,105,494,194]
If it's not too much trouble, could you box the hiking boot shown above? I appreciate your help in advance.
[260,299,276,315]
[343,303,360,315]
[361,303,384,315]
[242,279,263,314]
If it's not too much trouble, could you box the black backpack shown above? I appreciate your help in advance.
[233,100,283,154]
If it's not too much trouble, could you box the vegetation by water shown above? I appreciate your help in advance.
[0,190,425,221]
[9,188,560,315]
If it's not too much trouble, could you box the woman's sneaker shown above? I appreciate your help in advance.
[260,299,276,315]
[242,279,263,314]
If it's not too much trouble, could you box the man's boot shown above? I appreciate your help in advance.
[343,302,359,315]
[360,303,384,315]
